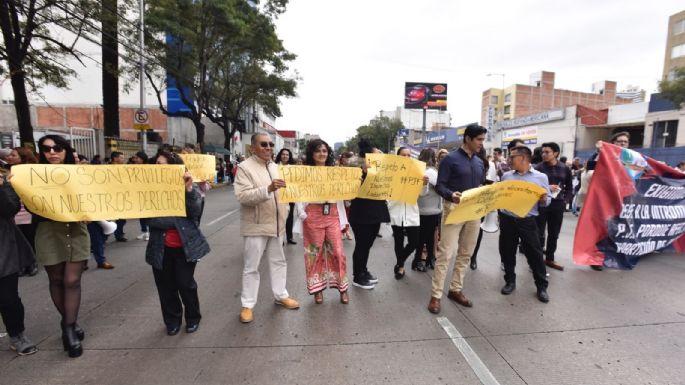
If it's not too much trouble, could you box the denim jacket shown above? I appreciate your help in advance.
[145,185,210,270]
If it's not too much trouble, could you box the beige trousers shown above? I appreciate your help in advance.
[430,203,481,298]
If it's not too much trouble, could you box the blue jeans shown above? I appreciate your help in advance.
[139,218,149,232]
[114,219,126,240]
[87,222,107,264]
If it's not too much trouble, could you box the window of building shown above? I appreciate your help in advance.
[490,95,498,104]
[504,93,511,103]
[674,19,685,35]
[672,43,685,59]
[653,120,678,148]
[503,105,511,115]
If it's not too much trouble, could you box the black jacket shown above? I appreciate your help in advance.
[0,180,36,278]
[145,185,210,270]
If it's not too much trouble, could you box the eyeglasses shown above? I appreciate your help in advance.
[259,142,275,148]
[40,144,65,153]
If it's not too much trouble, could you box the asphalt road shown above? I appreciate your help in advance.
[2,185,685,385]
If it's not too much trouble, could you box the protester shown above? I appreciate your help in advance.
[85,221,114,270]
[131,151,151,241]
[338,151,355,240]
[535,142,572,271]
[0,169,38,356]
[428,124,487,314]
[90,155,102,164]
[110,151,128,242]
[677,161,685,172]
[388,147,422,279]
[35,135,88,357]
[493,147,509,180]
[5,147,39,277]
[469,148,495,271]
[417,148,441,272]
[348,139,389,289]
[275,148,297,245]
[578,131,630,271]
[294,139,350,304]
[234,133,299,323]
[499,145,552,303]
[145,151,209,335]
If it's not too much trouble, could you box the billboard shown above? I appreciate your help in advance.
[404,82,447,110]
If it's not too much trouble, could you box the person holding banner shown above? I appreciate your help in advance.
[417,148,441,272]
[388,147,422,279]
[234,133,300,324]
[132,151,151,241]
[294,139,350,304]
[349,139,390,290]
[145,151,210,336]
[276,148,297,245]
[0,171,38,356]
[499,146,551,303]
[34,135,89,358]
[428,124,487,314]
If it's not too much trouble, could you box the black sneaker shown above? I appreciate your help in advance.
[364,271,379,284]
[352,277,375,289]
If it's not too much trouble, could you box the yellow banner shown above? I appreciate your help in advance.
[357,154,426,204]
[179,154,217,182]
[445,180,547,224]
[278,165,362,203]
[10,164,187,221]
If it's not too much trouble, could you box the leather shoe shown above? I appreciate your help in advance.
[545,260,564,271]
[590,265,604,271]
[275,297,300,309]
[394,265,405,280]
[240,307,253,323]
[166,324,181,336]
[447,290,473,307]
[537,288,550,303]
[427,297,441,314]
[287,239,297,245]
[186,323,199,333]
[470,259,477,270]
[501,282,516,295]
[97,261,115,269]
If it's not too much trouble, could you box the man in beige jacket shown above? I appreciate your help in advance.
[234,133,299,323]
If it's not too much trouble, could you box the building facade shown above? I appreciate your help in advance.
[481,71,633,131]
[663,10,685,79]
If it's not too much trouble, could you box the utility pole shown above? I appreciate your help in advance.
[139,0,146,152]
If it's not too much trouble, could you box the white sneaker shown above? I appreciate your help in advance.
[143,232,149,241]
[136,233,146,240]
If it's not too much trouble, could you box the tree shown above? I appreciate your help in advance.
[142,0,296,151]
[344,116,403,154]
[101,0,120,137]
[202,2,296,153]
[659,68,685,109]
[0,0,98,147]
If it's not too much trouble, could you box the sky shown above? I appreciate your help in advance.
[273,0,684,144]
[6,0,682,146]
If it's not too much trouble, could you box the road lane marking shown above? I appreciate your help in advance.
[203,208,239,227]
[437,316,501,385]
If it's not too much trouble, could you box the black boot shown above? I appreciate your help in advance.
[62,323,83,358]
[62,321,85,341]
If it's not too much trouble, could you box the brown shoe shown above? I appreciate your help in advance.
[97,262,115,269]
[545,260,564,271]
[275,297,300,310]
[339,291,349,305]
[239,307,253,323]
[427,297,441,314]
[447,290,473,307]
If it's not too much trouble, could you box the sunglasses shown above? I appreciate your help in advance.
[40,144,65,153]
[259,141,275,148]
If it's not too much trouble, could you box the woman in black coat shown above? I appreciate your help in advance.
[146,151,210,336]
[0,171,38,355]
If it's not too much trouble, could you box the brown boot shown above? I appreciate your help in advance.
[427,297,441,314]
[447,290,473,307]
